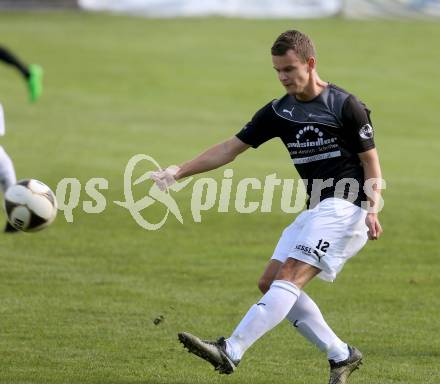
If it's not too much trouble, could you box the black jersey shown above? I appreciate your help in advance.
[235,84,375,208]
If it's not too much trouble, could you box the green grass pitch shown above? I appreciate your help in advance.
[0,11,439,383]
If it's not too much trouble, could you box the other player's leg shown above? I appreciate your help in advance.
[0,46,43,102]
[0,145,18,232]
[0,46,29,79]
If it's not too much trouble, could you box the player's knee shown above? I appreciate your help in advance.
[258,278,271,294]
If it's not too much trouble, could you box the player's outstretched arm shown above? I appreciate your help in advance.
[176,136,250,180]
[150,136,250,191]
[358,148,383,240]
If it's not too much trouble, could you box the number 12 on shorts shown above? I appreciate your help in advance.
[316,239,330,253]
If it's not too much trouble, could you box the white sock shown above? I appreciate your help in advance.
[226,280,300,361]
[286,291,349,362]
[0,146,16,193]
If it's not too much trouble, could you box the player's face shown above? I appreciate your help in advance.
[272,50,313,96]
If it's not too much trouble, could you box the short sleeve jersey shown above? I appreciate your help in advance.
[235,84,375,207]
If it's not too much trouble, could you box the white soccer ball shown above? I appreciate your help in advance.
[4,179,57,232]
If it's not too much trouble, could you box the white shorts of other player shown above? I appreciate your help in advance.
[0,103,5,136]
[271,197,368,282]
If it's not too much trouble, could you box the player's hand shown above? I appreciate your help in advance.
[365,213,382,240]
[149,165,180,191]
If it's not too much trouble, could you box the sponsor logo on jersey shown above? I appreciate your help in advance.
[286,125,341,164]
[359,124,374,140]
[282,106,295,117]
[287,125,337,148]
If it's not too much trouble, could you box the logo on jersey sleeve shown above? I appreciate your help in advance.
[359,124,374,140]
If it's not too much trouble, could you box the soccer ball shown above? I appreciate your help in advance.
[4,179,57,232]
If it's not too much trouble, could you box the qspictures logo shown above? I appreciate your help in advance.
[55,154,386,230]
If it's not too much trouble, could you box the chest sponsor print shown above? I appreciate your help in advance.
[286,125,341,164]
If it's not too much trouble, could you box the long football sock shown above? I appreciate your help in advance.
[286,290,349,362]
[0,146,17,193]
[226,280,300,361]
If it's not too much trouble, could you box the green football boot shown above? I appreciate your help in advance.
[27,64,43,102]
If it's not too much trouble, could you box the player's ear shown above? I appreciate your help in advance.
[307,57,316,72]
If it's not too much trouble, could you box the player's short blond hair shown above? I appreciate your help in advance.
[271,30,316,63]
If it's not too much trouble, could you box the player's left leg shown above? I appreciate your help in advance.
[288,292,363,384]
[287,291,350,362]
[259,260,349,362]
[258,262,362,384]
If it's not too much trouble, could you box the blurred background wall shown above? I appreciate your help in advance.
[0,0,77,9]
[0,0,439,18]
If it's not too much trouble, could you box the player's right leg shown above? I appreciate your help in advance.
[178,210,314,374]
[265,198,367,383]
[179,259,317,374]
[178,333,239,374]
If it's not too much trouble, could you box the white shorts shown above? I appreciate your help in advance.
[271,198,368,282]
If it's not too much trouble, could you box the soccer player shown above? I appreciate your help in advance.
[150,30,383,384]
[0,46,44,232]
